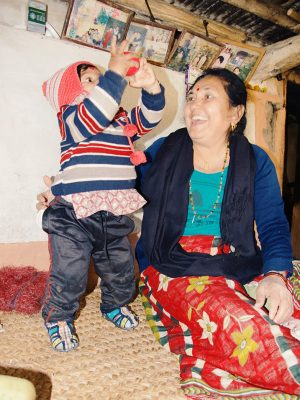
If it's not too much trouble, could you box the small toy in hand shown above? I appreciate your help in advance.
[124,52,140,76]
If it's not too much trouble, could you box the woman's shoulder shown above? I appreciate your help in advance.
[251,143,269,158]
[251,144,273,165]
[146,128,187,156]
[250,144,277,180]
[136,136,166,182]
[146,136,166,157]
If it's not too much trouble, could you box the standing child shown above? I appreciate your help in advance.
[41,38,165,352]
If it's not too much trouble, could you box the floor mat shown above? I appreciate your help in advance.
[0,289,185,400]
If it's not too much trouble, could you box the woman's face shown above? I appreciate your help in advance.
[184,76,241,145]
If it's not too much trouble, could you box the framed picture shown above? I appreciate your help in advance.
[166,30,223,81]
[124,19,176,66]
[61,0,134,51]
[211,39,265,82]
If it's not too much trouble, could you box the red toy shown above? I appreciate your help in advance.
[124,52,140,76]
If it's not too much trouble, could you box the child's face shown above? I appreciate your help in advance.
[80,67,101,93]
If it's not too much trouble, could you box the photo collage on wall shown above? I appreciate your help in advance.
[61,0,265,85]
[124,19,175,66]
[211,40,265,83]
[166,30,223,90]
[62,0,134,51]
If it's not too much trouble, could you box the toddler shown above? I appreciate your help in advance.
[41,38,165,352]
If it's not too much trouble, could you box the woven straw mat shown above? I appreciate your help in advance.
[0,288,186,400]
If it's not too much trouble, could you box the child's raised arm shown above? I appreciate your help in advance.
[108,36,160,94]
[108,36,140,78]
[128,58,161,95]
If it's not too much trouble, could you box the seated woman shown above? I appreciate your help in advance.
[137,68,300,398]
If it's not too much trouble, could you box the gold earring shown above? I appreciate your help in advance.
[231,122,237,132]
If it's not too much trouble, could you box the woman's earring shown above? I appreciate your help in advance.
[231,122,237,132]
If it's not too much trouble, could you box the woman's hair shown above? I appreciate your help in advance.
[191,68,247,135]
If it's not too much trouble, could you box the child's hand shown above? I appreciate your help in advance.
[129,58,161,94]
[108,36,139,78]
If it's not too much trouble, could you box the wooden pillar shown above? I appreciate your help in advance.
[246,78,287,186]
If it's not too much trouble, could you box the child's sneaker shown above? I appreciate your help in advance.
[45,320,79,352]
[102,306,139,330]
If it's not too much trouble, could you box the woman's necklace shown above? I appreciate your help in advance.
[189,144,229,223]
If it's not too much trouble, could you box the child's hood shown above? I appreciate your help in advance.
[42,61,96,112]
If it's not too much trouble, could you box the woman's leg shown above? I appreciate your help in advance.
[140,266,300,398]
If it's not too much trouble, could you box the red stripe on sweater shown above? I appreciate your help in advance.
[60,153,72,164]
[60,146,132,164]
[72,146,132,156]
[134,106,152,136]
[77,142,129,150]
[78,103,105,133]
[134,106,143,133]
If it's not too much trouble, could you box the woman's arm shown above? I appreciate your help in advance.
[253,145,292,274]
[253,145,294,324]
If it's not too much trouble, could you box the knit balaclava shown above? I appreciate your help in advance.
[42,61,95,112]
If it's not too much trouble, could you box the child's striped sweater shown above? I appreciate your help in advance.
[52,69,165,196]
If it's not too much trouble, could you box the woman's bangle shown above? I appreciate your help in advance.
[263,272,288,286]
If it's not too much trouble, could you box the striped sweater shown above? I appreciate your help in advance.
[52,69,165,196]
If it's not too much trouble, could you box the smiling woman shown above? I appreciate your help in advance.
[136,68,300,398]
[184,75,244,171]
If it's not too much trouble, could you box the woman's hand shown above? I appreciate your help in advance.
[129,58,161,94]
[255,274,294,325]
[36,175,54,210]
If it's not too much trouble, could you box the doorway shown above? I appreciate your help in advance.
[283,81,300,259]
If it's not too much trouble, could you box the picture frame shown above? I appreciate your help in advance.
[124,19,176,66]
[166,30,223,81]
[211,39,265,82]
[61,0,134,51]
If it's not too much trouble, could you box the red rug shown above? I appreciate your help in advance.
[0,266,48,314]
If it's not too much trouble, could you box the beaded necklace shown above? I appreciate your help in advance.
[189,143,229,223]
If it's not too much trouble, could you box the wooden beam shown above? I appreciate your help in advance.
[114,0,247,42]
[286,69,300,85]
[221,0,300,33]
[251,35,300,82]
[287,8,300,24]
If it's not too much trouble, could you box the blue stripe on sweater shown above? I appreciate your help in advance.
[52,179,136,196]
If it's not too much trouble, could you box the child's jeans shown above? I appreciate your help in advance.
[42,196,136,323]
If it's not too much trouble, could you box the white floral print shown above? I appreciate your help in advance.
[198,311,217,345]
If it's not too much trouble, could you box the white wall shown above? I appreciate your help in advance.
[0,0,68,35]
[0,19,186,243]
